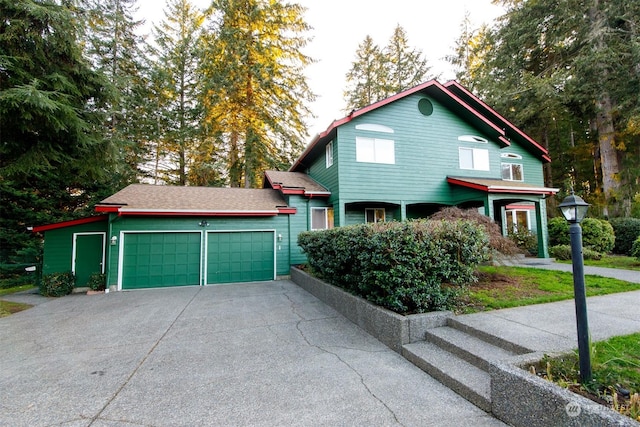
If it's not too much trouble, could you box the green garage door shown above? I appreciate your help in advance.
[122,232,201,289]
[206,231,274,284]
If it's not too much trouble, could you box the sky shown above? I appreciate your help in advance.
[136,0,505,138]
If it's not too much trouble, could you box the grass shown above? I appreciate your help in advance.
[0,284,36,317]
[461,265,640,312]
[557,254,640,271]
[532,333,640,422]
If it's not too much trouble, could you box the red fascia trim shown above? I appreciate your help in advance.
[280,189,306,195]
[447,177,488,192]
[32,215,109,233]
[95,205,120,213]
[118,211,278,217]
[277,207,297,214]
[444,81,550,160]
[498,136,511,147]
[506,204,535,210]
[489,188,555,195]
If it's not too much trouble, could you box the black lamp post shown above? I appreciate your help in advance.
[558,192,592,383]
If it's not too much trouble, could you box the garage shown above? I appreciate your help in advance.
[206,231,275,284]
[121,232,202,290]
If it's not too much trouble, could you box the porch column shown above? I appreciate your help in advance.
[400,201,407,221]
[535,199,550,258]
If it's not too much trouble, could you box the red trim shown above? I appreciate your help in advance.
[506,204,535,210]
[498,136,511,147]
[277,207,297,214]
[447,177,558,196]
[32,215,109,233]
[281,189,305,195]
[447,177,488,192]
[118,211,279,217]
[95,205,120,213]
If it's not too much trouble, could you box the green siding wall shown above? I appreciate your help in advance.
[42,221,108,278]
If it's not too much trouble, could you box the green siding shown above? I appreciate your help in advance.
[41,220,108,282]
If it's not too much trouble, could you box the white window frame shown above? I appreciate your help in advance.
[356,137,395,164]
[506,209,531,232]
[459,147,490,171]
[326,141,333,168]
[365,208,385,223]
[311,207,334,230]
[501,162,524,181]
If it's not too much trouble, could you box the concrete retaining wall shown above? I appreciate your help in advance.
[290,267,450,352]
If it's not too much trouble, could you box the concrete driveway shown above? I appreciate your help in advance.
[0,281,504,426]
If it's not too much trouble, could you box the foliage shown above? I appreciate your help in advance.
[632,237,640,261]
[40,272,75,297]
[343,25,433,111]
[536,333,640,422]
[429,207,522,257]
[87,273,106,291]
[548,217,615,253]
[508,228,538,256]
[200,0,315,188]
[549,245,603,261]
[609,218,640,255]
[298,219,490,314]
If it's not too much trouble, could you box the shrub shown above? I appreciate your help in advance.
[549,244,603,261]
[429,207,522,256]
[298,219,490,314]
[87,273,106,291]
[632,236,640,260]
[609,218,640,255]
[508,228,538,255]
[548,217,570,246]
[548,217,614,254]
[40,271,75,297]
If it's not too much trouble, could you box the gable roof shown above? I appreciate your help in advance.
[95,184,294,216]
[290,79,551,172]
[263,171,330,196]
[447,176,558,196]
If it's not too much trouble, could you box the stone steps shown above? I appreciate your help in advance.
[402,321,526,412]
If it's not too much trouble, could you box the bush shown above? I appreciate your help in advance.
[87,273,106,291]
[298,219,490,314]
[429,207,522,256]
[631,236,640,260]
[548,217,614,254]
[609,218,640,255]
[508,228,538,255]
[40,271,75,297]
[549,245,603,261]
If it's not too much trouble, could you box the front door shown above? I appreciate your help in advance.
[73,233,105,287]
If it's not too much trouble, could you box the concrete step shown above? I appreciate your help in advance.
[447,317,533,355]
[424,326,519,371]
[402,341,492,412]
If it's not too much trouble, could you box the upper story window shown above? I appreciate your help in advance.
[365,208,385,223]
[459,147,490,171]
[356,137,395,164]
[326,141,333,168]
[502,163,524,181]
[311,207,334,230]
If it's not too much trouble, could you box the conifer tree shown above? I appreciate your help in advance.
[384,25,432,94]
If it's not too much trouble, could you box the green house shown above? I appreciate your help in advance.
[34,80,557,291]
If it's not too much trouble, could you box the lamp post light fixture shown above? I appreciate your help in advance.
[558,191,592,383]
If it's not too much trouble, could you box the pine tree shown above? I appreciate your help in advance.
[0,0,116,263]
[147,0,207,185]
[384,25,432,94]
[343,35,387,111]
[201,0,315,188]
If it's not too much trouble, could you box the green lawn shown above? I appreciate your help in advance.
[0,284,36,317]
[557,255,640,271]
[463,265,640,312]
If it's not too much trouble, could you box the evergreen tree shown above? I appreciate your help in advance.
[384,25,432,94]
[201,0,315,188]
[343,35,387,111]
[0,0,115,263]
[148,0,207,185]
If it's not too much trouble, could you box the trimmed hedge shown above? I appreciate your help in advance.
[609,217,640,255]
[548,217,615,253]
[40,271,75,297]
[298,219,489,314]
[549,245,603,261]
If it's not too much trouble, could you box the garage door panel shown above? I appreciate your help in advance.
[206,231,274,284]
[122,232,201,290]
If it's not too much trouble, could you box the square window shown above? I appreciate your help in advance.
[311,207,334,230]
[365,208,385,223]
[356,137,395,164]
[501,163,524,181]
[459,147,489,171]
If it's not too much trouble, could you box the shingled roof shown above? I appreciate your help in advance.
[263,171,330,196]
[95,184,294,216]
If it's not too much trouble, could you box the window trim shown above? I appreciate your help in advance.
[501,162,524,181]
[459,147,490,171]
[326,141,333,168]
[365,208,386,223]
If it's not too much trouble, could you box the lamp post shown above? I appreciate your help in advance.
[558,192,592,383]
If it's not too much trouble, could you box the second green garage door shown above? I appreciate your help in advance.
[122,232,201,289]
[206,231,275,284]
